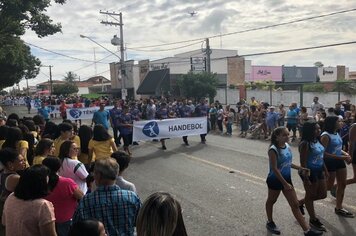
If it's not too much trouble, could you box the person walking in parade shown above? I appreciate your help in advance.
[109,100,123,147]
[321,116,354,217]
[180,99,193,146]
[265,127,322,236]
[298,121,328,232]
[195,98,209,144]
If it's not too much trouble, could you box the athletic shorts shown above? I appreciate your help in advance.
[299,169,325,183]
[286,124,297,132]
[324,158,346,172]
[266,176,293,191]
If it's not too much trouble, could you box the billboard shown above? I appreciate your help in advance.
[283,66,318,83]
[247,66,282,82]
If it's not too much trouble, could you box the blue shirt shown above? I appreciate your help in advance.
[110,107,122,128]
[73,185,141,236]
[287,110,298,125]
[38,107,50,119]
[268,143,293,179]
[321,131,342,157]
[306,141,325,170]
[93,110,110,129]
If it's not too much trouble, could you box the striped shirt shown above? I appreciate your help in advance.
[73,185,141,236]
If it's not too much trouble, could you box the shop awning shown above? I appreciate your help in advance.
[136,69,169,95]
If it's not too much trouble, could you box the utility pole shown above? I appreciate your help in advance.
[100,11,126,100]
[205,38,211,73]
[41,65,53,96]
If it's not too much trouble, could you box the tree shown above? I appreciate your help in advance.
[177,72,217,101]
[53,83,78,96]
[314,61,324,67]
[64,71,79,84]
[0,0,67,88]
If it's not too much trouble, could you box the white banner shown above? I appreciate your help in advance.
[66,106,113,120]
[133,117,207,141]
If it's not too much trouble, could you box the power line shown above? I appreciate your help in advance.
[127,41,203,52]
[72,53,114,72]
[25,42,110,64]
[128,8,356,49]
[210,40,356,61]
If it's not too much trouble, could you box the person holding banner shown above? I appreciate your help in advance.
[119,105,135,155]
[195,99,209,144]
[110,100,123,147]
[180,100,193,146]
[156,102,170,150]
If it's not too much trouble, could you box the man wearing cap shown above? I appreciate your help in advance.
[266,106,278,139]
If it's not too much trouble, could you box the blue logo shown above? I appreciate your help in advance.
[69,109,82,119]
[142,121,159,138]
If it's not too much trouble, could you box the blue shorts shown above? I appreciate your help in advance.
[266,176,292,191]
[324,158,346,172]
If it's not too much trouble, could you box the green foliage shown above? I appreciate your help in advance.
[314,61,324,67]
[53,83,78,96]
[244,80,275,90]
[303,83,326,93]
[177,72,217,101]
[0,0,66,88]
[333,79,356,95]
[64,72,79,84]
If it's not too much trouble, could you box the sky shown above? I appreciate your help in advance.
[19,0,356,90]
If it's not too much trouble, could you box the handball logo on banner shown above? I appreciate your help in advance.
[69,109,82,119]
[142,121,159,138]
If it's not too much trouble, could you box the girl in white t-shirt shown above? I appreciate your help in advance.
[58,140,89,194]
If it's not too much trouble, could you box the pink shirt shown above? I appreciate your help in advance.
[2,194,55,236]
[44,176,78,223]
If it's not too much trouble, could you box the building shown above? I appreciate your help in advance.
[318,66,349,82]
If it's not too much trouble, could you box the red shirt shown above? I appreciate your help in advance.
[73,103,83,108]
[44,176,78,223]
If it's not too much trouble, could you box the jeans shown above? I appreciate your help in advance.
[56,220,72,236]
[226,122,232,134]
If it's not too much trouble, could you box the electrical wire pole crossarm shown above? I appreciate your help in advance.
[100,11,126,100]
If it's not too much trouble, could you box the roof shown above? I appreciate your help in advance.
[136,69,169,95]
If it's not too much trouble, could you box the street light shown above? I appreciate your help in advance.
[80,35,121,60]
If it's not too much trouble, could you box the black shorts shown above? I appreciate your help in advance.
[353,148,356,165]
[324,158,346,172]
[286,124,297,132]
[299,169,325,183]
[266,176,293,191]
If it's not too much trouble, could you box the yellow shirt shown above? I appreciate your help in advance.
[17,140,29,167]
[33,155,46,165]
[88,138,115,161]
[53,138,65,157]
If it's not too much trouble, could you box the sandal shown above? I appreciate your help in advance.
[335,208,354,218]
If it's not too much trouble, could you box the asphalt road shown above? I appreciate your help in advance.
[4,105,356,235]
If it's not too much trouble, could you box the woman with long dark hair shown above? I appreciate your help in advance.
[321,116,353,217]
[2,165,57,236]
[265,127,321,236]
[33,138,55,165]
[58,140,88,194]
[43,157,84,236]
[2,127,30,167]
[78,125,93,165]
[88,125,117,162]
[297,121,327,231]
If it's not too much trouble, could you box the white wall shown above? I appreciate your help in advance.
[77,87,89,95]
[215,88,356,108]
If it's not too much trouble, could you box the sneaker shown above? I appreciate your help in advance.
[184,141,189,146]
[266,221,281,235]
[310,218,327,232]
[299,204,305,215]
[304,228,323,236]
[132,141,139,146]
[330,186,336,198]
[335,208,355,218]
[162,145,167,150]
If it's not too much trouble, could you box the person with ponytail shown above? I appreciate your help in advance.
[297,121,328,232]
[265,127,322,236]
[43,157,84,236]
